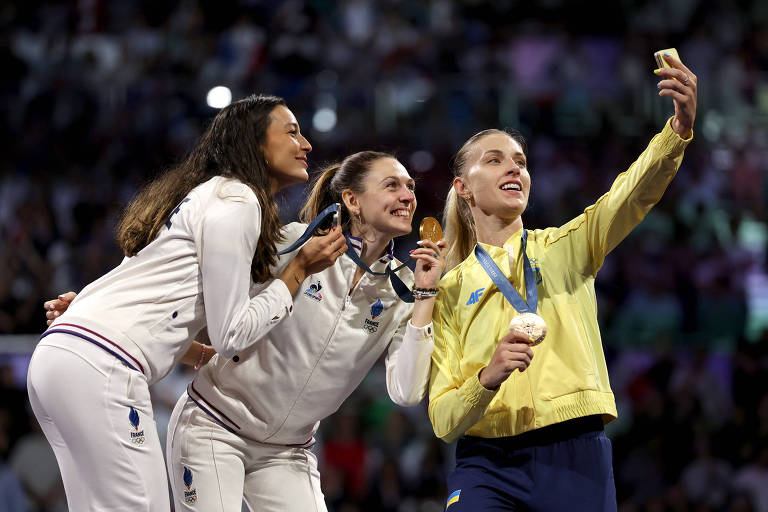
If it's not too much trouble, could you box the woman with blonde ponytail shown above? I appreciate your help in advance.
[430,56,698,511]
[28,94,346,511]
[442,186,476,271]
[163,150,446,511]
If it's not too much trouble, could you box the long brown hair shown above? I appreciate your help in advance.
[299,151,395,229]
[443,128,527,270]
[116,94,286,283]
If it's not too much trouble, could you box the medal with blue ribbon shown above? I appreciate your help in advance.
[277,203,339,255]
[474,230,547,344]
[344,236,414,303]
[278,202,414,303]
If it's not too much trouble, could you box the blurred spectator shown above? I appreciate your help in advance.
[8,417,66,512]
[0,410,25,512]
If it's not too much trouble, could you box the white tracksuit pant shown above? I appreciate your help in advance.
[27,334,170,511]
[166,394,326,512]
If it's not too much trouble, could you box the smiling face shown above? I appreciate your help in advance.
[263,105,312,193]
[454,132,530,223]
[346,157,416,239]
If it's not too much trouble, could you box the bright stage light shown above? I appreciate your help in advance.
[313,108,337,132]
[206,86,232,109]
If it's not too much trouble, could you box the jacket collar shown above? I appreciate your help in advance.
[346,235,395,274]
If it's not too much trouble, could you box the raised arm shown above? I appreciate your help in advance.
[562,56,697,276]
[385,239,445,406]
[200,192,344,359]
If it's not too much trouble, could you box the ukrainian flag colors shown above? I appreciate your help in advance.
[446,489,461,509]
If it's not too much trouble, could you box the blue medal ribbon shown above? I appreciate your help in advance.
[277,203,339,255]
[473,230,537,314]
[276,203,413,302]
[344,235,414,303]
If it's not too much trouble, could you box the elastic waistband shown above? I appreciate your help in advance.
[41,324,145,374]
[460,415,604,452]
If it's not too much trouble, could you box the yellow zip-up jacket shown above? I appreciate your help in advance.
[429,120,692,442]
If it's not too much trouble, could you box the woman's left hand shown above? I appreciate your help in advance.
[411,239,446,289]
[656,54,697,137]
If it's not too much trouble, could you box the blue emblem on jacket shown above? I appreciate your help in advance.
[371,299,383,319]
[129,407,140,429]
[183,467,193,489]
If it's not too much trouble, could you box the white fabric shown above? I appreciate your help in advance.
[190,222,435,445]
[49,176,294,384]
[167,395,326,512]
[27,334,169,511]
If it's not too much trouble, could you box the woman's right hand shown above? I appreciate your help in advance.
[44,291,76,325]
[478,330,535,390]
[294,225,347,276]
[278,226,347,294]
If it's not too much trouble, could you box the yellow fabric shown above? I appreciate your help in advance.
[428,119,692,442]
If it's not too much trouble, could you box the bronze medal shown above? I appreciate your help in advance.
[509,312,547,346]
[419,217,443,243]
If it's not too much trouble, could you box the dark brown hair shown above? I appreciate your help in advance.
[116,94,287,282]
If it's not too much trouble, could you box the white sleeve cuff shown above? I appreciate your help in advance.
[265,278,294,323]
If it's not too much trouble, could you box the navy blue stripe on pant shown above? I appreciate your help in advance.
[444,415,617,511]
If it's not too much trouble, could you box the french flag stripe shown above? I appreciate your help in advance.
[42,328,141,373]
[50,323,146,374]
[188,382,242,431]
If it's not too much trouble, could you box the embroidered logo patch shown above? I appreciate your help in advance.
[183,467,198,504]
[466,287,485,305]
[529,257,542,285]
[128,407,145,445]
[446,489,461,508]
[304,280,323,302]
[370,299,383,319]
[363,299,383,333]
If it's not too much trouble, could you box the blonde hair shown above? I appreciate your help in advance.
[442,128,527,271]
[442,186,476,271]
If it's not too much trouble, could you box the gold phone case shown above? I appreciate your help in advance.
[654,48,681,68]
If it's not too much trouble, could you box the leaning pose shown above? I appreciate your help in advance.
[28,94,345,511]
[167,151,445,511]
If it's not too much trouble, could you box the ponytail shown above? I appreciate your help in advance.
[299,151,394,230]
[299,163,346,227]
[442,186,476,271]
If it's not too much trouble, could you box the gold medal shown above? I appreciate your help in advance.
[419,217,443,243]
[509,313,547,346]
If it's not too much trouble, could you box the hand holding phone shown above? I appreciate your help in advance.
[654,48,682,70]
[653,47,696,137]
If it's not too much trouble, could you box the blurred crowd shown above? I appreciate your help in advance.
[0,0,767,510]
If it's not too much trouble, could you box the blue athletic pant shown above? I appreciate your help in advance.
[444,415,616,511]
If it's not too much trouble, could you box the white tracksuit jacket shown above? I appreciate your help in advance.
[48,176,293,385]
[189,223,435,446]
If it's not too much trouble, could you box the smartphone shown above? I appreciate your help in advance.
[654,48,681,69]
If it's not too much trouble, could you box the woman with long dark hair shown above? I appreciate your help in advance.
[27,94,346,511]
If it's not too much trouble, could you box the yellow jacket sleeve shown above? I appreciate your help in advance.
[556,118,692,276]
[427,282,498,442]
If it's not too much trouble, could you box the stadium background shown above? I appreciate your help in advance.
[1,1,767,510]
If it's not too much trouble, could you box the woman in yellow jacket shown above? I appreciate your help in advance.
[428,54,698,511]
